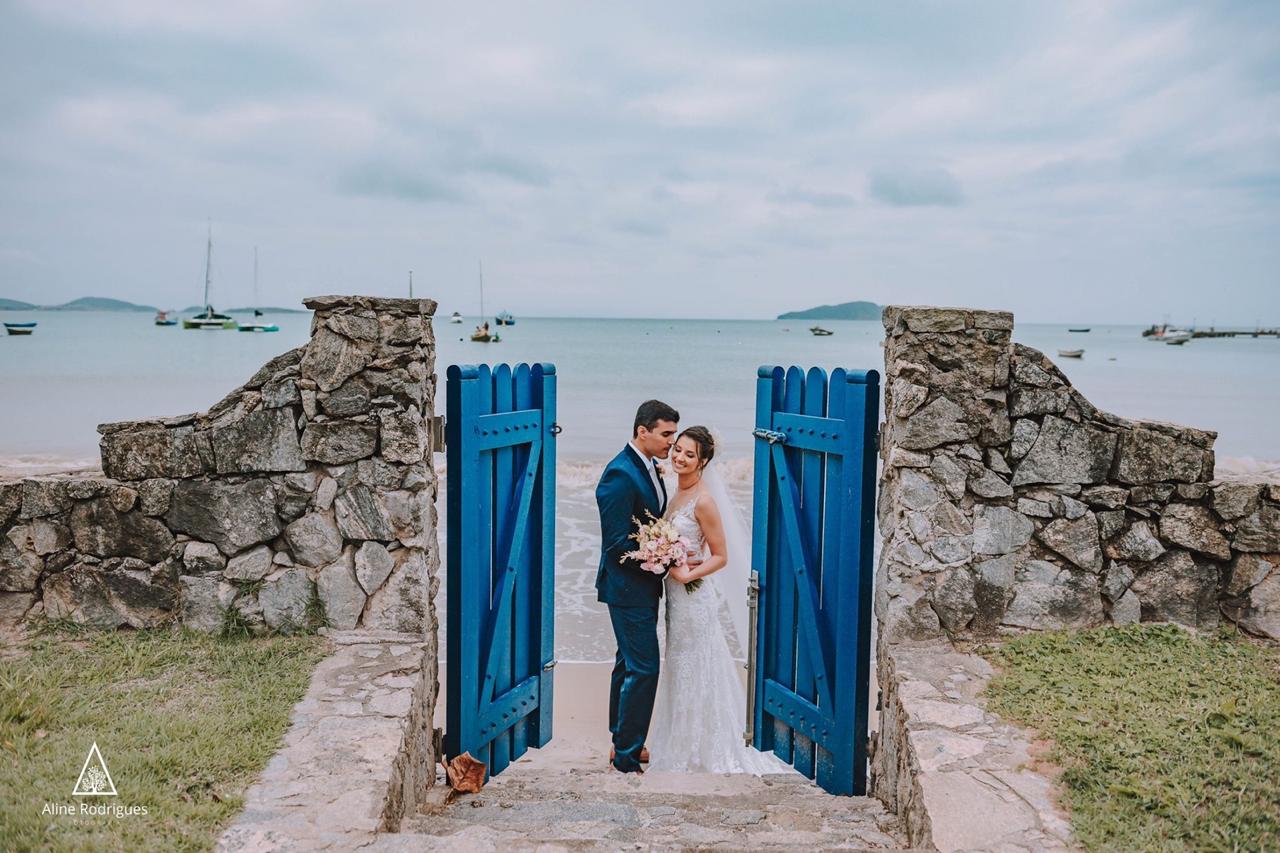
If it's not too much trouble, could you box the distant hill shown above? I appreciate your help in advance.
[0,298,37,310]
[46,297,158,312]
[778,300,882,321]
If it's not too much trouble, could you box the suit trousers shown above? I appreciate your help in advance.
[606,603,660,772]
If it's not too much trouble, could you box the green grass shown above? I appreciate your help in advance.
[981,625,1280,852]
[0,625,328,852]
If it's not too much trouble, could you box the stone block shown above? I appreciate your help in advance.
[355,540,395,594]
[0,481,22,525]
[43,564,177,629]
[181,575,236,633]
[71,498,176,562]
[1113,427,1208,485]
[225,545,274,581]
[301,326,373,392]
[210,407,307,474]
[1225,552,1275,597]
[1012,415,1116,486]
[1101,561,1135,602]
[972,505,1033,556]
[1002,560,1103,630]
[260,568,313,634]
[335,485,396,540]
[284,511,344,568]
[1103,520,1165,562]
[379,407,427,464]
[1080,485,1128,509]
[1233,504,1280,552]
[261,377,300,409]
[0,591,36,626]
[137,479,174,516]
[166,479,281,555]
[320,376,372,417]
[1212,482,1264,521]
[932,568,976,632]
[1037,514,1102,572]
[1009,389,1069,418]
[1008,419,1039,460]
[1159,503,1230,560]
[0,530,44,592]
[100,425,205,480]
[1130,550,1218,628]
[362,547,429,632]
[891,378,929,418]
[1222,569,1280,639]
[900,307,968,333]
[301,420,379,464]
[183,541,226,574]
[897,396,979,451]
[21,478,72,518]
[318,551,366,630]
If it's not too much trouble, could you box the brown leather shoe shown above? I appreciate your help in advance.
[609,747,650,763]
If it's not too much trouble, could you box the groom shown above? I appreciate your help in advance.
[595,399,679,773]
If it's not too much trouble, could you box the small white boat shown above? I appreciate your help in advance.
[237,249,279,332]
[1057,349,1084,358]
[184,225,237,330]
[450,312,463,324]
[1163,330,1193,345]
[810,326,834,336]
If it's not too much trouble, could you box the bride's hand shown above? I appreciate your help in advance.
[669,563,693,584]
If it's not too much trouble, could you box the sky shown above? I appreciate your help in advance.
[0,1,1277,324]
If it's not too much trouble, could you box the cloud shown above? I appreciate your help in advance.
[768,187,856,209]
[868,167,964,207]
[335,162,463,204]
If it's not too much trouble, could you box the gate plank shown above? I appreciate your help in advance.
[511,365,534,759]
[769,366,804,764]
[490,365,515,776]
[792,366,827,780]
[532,364,556,747]
[750,366,782,754]
[816,368,849,792]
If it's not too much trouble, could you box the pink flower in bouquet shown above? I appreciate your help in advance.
[622,512,691,576]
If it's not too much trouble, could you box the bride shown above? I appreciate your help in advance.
[646,426,787,775]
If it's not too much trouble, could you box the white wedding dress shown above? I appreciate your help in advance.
[646,486,788,775]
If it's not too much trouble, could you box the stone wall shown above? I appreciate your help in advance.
[0,295,441,636]
[875,305,1280,643]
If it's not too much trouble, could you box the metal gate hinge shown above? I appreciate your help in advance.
[752,427,787,444]
[542,659,557,672]
[549,423,563,436]
[429,415,447,453]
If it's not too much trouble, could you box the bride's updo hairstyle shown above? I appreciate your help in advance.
[678,425,715,470]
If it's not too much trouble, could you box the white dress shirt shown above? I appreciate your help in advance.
[628,441,663,503]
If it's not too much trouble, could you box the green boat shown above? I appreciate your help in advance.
[184,224,238,330]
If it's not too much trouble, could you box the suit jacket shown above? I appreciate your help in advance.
[595,446,668,606]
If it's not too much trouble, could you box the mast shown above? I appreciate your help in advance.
[253,246,259,308]
[409,270,413,299]
[479,259,486,321]
[203,222,213,311]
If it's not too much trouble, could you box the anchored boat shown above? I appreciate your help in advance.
[450,312,463,324]
[495,311,515,326]
[154,310,177,326]
[4,322,36,336]
[238,247,279,332]
[470,260,500,343]
[810,326,834,336]
[1057,349,1084,358]
[183,224,238,330]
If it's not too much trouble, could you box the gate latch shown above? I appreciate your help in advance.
[549,423,564,436]
[752,427,787,445]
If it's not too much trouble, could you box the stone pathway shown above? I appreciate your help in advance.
[372,739,911,851]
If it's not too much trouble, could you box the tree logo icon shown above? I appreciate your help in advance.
[72,742,117,797]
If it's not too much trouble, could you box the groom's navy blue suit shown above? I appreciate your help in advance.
[595,445,667,773]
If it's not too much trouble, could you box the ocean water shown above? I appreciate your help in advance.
[3,310,1278,658]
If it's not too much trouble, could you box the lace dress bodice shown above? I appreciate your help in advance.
[646,490,788,775]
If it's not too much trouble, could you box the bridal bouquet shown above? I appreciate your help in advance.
[622,512,702,593]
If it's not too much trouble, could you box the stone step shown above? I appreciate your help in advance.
[371,751,912,851]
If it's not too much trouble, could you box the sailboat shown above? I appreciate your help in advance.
[470,260,500,343]
[238,247,279,332]
[183,224,237,330]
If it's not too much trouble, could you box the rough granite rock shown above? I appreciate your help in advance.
[355,540,395,594]
[1211,482,1262,520]
[100,425,205,481]
[0,533,44,592]
[1101,561,1136,602]
[362,548,428,632]
[181,575,236,633]
[379,407,428,464]
[224,545,274,581]
[1081,485,1128,509]
[183,541,227,574]
[1104,521,1166,562]
[320,377,373,417]
[318,552,366,630]
[21,479,73,518]
[137,479,174,516]
[1159,503,1231,560]
[972,505,1033,556]
[301,326,373,392]
[1113,427,1208,485]
[897,396,979,450]
[1225,553,1276,597]
[71,498,176,562]
[931,567,976,632]
[167,479,281,554]
[1233,505,1280,552]
[284,511,344,568]
[260,568,312,634]
[1012,415,1116,486]
[1037,514,1103,572]
[335,485,397,540]
[1129,550,1219,627]
[1222,569,1280,639]
[210,407,307,474]
[43,565,177,629]
[1008,419,1039,460]
[1002,560,1103,630]
[301,420,379,465]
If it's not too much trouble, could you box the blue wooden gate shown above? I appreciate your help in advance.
[445,363,557,779]
[749,365,880,795]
